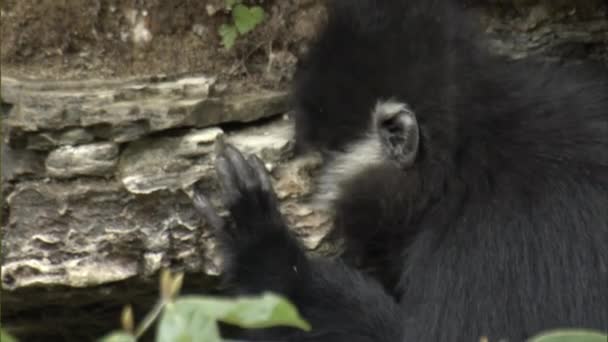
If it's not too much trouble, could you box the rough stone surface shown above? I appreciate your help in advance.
[118,122,294,194]
[27,128,95,150]
[2,178,207,289]
[2,119,329,292]
[2,74,290,148]
[1,146,46,181]
[1,75,214,132]
[45,142,119,178]
[485,16,608,62]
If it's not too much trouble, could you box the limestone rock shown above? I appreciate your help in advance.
[27,128,95,150]
[1,74,290,149]
[1,178,215,290]
[118,121,293,194]
[2,116,330,292]
[117,127,222,194]
[1,145,46,181]
[0,75,215,132]
[45,142,119,178]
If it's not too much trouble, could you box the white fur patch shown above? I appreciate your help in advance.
[312,99,412,208]
[314,133,384,207]
[373,100,409,120]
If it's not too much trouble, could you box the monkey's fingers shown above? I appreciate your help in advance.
[247,154,276,196]
[215,155,242,207]
[191,185,225,231]
[223,143,258,189]
[214,139,262,204]
[214,133,227,157]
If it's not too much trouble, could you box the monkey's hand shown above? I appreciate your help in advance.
[191,139,305,294]
[193,138,283,235]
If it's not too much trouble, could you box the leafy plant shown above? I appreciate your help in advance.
[6,270,604,342]
[99,270,310,342]
[1,329,18,342]
[528,329,608,342]
[219,0,265,49]
[99,332,136,342]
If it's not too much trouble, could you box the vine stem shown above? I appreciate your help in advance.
[134,299,168,338]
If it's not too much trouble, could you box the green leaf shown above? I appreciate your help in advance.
[218,24,238,49]
[529,329,608,342]
[232,4,265,35]
[157,302,221,342]
[98,332,136,342]
[1,329,18,342]
[171,293,311,331]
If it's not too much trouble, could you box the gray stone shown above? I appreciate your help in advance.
[477,4,608,62]
[45,142,119,178]
[2,74,290,148]
[27,128,95,150]
[2,120,329,291]
[97,121,150,143]
[175,127,224,158]
[1,178,212,289]
[1,145,46,181]
[118,120,293,194]
[188,91,290,128]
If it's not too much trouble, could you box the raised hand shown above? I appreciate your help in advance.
[191,138,303,295]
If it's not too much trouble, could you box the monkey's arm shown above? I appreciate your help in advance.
[191,141,402,342]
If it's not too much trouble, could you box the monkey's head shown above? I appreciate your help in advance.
[292,0,474,152]
[292,0,474,207]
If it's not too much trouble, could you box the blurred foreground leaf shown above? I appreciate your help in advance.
[157,303,220,342]
[98,332,136,342]
[1,329,18,342]
[529,329,607,342]
[156,292,310,342]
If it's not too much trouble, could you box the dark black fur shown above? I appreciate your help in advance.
[193,141,402,341]
[192,0,608,341]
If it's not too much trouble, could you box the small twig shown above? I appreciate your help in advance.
[228,40,271,76]
[134,300,166,338]
[265,41,274,74]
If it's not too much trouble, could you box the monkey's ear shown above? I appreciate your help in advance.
[374,101,419,168]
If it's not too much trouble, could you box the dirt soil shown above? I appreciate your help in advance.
[3,0,606,86]
[0,0,326,88]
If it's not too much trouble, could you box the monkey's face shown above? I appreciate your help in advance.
[313,99,421,207]
[291,2,398,155]
[292,0,465,207]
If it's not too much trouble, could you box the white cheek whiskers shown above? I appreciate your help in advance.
[312,132,385,209]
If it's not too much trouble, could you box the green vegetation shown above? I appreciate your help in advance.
[1,271,605,341]
[1,329,18,342]
[97,270,309,342]
[219,0,265,49]
[528,329,608,342]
